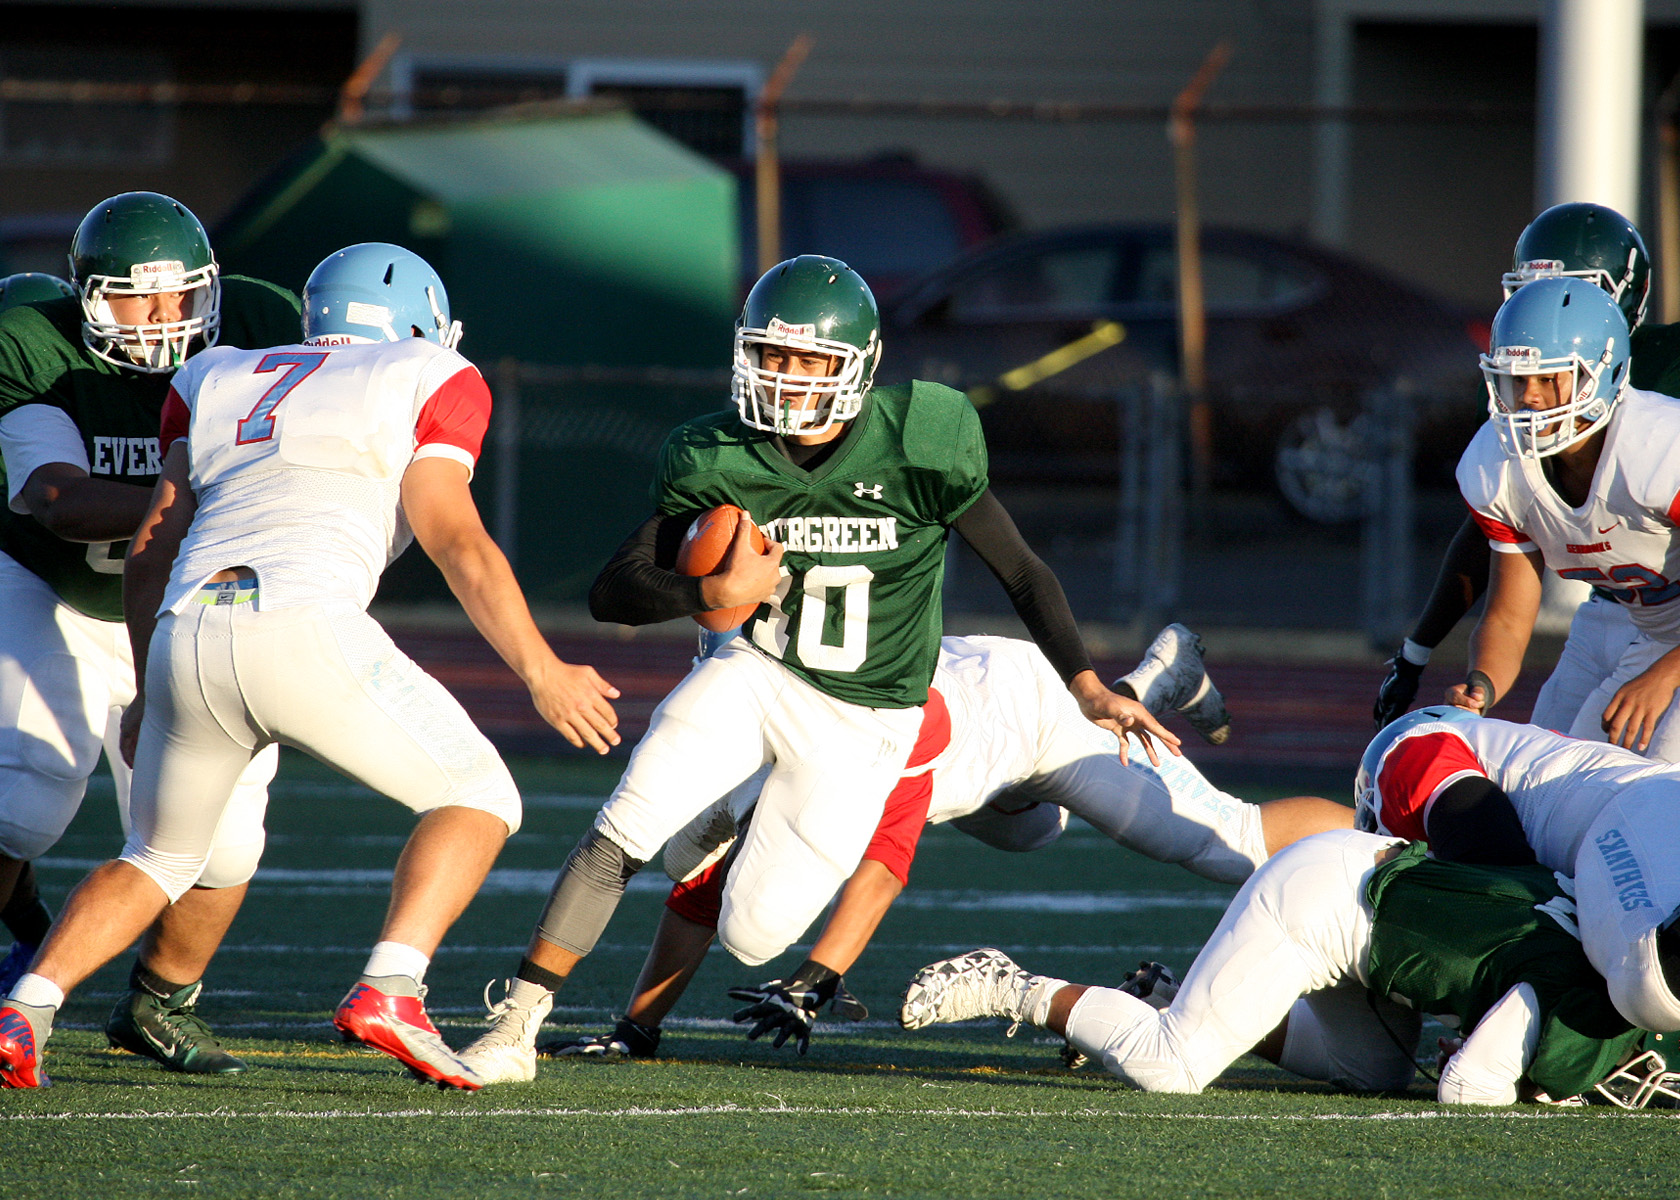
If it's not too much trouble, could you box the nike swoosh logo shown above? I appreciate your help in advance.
[1598,522,1621,535]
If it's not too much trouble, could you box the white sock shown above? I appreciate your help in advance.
[507,978,552,1008]
[362,941,431,984]
[10,972,64,1011]
[1023,974,1069,1027]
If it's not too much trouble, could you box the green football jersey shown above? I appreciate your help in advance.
[1631,321,1680,396]
[654,381,987,708]
[0,277,301,620]
[1365,844,1643,1101]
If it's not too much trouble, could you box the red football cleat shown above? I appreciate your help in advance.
[0,1003,49,1089]
[333,977,482,1091]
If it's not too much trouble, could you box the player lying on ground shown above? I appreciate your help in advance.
[0,193,301,1073]
[458,631,1350,1080]
[457,255,1183,1059]
[0,243,620,1090]
[1358,705,1680,1032]
[1372,203,1670,731]
[902,829,1671,1107]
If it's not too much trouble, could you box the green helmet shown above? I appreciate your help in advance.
[1504,202,1650,332]
[0,272,74,312]
[731,255,881,436]
[1595,1030,1680,1109]
[69,191,220,373]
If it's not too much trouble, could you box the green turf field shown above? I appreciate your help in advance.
[6,753,1678,1199]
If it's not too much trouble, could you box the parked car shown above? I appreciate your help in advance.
[876,223,1491,518]
[728,154,1016,300]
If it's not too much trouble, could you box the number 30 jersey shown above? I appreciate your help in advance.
[1457,387,1680,639]
[655,381,988,709]
[158,339,491,615]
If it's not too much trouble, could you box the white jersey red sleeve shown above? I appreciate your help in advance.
[1371,727,1487,841]
[412,365,491,477]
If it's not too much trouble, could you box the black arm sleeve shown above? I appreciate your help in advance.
[951,489,1094,685]
[1409,515,1492,648]
[1422,775,1537,866]
[587,512,708,626]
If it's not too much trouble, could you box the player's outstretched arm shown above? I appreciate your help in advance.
[119,441,197,766]
[1601,644,1680,752]
[20,461,155,543]
[1447,548,1542,715]
[1375,516,1493,728]
[1069,671,1181,765]
[401,457,621,753]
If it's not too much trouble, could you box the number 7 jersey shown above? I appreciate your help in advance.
[1458,387,1680,638]
[158,339,491,615]
[655,381,988,708]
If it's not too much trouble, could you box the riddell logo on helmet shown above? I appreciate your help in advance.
[1496,346,1542,362]
[129,261,185,284]
[1521,259,1565,273]
[767,318,817,340]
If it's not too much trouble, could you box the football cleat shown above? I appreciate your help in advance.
[900,948,1059,1034]
[0,941,38,997]
[540,1016,662,1061]
[0,1001,52,1088]
[455,980,553,1085]
[334,975,483,1091]
[106,982,247,1075]
[1117,624,1231,745]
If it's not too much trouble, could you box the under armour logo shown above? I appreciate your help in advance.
[854,482,883,499]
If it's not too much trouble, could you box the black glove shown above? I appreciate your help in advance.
[728,978,824,1054]
[539,1016,661,1060]
[1373,652,1425,730]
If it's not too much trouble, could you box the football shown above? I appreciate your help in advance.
[677,504,769,632]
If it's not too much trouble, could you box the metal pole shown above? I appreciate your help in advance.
[1170,42,1232,531]
[1536,0,1643,217]
[755,34,814,277]
[493,358,522,573]
[1659,72,1680,324]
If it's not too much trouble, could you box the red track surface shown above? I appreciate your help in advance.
[388,629,1546,774]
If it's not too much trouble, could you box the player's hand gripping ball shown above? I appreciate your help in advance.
[677,504,769,632]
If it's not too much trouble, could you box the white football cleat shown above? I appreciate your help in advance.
[1118,623,1231,745]
[456,980,554,1085]
[899,948,1061,1034]
[663,796,739,883]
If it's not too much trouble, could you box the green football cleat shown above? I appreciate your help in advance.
[105,982,247,1075]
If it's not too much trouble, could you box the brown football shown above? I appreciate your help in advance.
[677,504,769,632]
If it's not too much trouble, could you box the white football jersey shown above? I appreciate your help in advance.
[1457,388,1680,638]
[1366,716,1675,872]
[159,339,491,614]
[922,636,1052,823]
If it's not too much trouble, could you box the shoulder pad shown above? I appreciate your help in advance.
[895,380,980,471]
[1455,422,1509,511]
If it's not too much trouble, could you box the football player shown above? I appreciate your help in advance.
[460,631,1350,1079]
[1358,705,1680,1034]
[457,255,1188,1065]
[903,829,1657,1107]
[0,243,620,1090]
[1373,203,1661,730]
[1446,276,1680,758]
[0,194,298,1073]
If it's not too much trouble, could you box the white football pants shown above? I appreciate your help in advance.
[596,638,922,967]
[0,551,275,886]
[1062,829,1415,1094]
[121,599,520,902]
[1565,627,1680,763]
[1530,595,1637,733]
[948,660,1265,883]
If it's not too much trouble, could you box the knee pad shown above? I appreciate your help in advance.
[420,783,522,838]
[119,835,210,904]
[197,834,266,889]
[716,902,799,967]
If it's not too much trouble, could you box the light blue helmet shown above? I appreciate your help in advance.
[1353,705,1482,832]
[301,243,461,349]
[1479,276,1629,459]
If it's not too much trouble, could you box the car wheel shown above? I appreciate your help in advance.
[1273,406,1374,524]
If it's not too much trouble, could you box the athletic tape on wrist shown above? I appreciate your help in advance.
[1464,670,1496,715]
